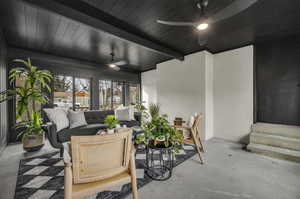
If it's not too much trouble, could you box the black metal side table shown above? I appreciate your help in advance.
[145,143,175,181]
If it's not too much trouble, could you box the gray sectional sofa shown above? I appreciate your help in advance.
[45,110,140,157]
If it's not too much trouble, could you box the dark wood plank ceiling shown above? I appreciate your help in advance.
[1,0,300,71]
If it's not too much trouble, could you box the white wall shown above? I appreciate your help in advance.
[141,46,254,143]
[141,70,157,108]
[156,51,213,140]
[213,46,253,143]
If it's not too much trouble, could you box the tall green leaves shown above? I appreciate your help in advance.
[9,58,53,121]
[149,103,160,119]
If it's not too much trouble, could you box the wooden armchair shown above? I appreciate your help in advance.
[64,128,138,199]
[174,113,204,164]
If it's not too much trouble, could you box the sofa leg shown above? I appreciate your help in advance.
[60,147,64,158]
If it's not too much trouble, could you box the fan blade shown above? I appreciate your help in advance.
[113,60,127,66]
[157,20,197,27]
[209,0,258,24]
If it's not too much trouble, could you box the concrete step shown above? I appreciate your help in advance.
[250,132,300,151]
[247,143,300,163]
[252,123,300,139]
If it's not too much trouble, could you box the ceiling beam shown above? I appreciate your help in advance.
[23,0,184,60]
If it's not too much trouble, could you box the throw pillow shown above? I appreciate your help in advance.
[115,106,131,121]
[44,108,69,132]
[68,110,88,129]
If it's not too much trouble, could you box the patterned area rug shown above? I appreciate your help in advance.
[14,144,196,199]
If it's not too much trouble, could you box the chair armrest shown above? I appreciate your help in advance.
[44,122,64,150]
[131,144,136,155]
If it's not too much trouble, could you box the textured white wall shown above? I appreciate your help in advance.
[156,51,213,140]
[141,69,158,108]
[141,46,254,143]
[213,46,253,143]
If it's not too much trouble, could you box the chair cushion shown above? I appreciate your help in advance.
[57,123,107,142]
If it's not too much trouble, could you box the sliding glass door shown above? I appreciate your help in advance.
[99,80,112,110]
[112,81,124,109]
[74,78,90,111]
[53,75,73,110]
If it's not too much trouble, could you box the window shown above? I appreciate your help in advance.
[129,84,140,105]
[74,78,90,111]
[53,75,73,110]
[112,81,124,109]
[99,80,112,110]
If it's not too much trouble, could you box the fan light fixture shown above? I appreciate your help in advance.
[197,23,208,30]
[109,64,117,68]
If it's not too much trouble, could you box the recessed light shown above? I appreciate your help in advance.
[197,23,208,30]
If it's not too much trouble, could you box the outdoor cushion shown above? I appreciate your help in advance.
[57,123,107,142]
[68,110,88,129]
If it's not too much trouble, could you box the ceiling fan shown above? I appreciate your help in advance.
[157,0,258,46]
[107,52,127,71]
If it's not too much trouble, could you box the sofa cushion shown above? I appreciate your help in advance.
[84,110,114,124]
[43,108,69,132]
[68,110,88,129]
[57,123,107,142]
[119,120,140,128]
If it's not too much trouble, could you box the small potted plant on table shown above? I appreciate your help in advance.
[104,115,119,134]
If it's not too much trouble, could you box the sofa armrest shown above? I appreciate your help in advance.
[44,122,64,150]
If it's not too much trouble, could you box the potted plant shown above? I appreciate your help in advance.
[135,104,183,152]
[104,115,119,134]
[9,58,53,151]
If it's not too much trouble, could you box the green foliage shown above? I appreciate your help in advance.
[135,114,184,152]
[9,58,53,121]
[149,103,160,119]
[133,101,150,125]
[104,115,119,129]
[17,112,44,140]
[9,58,53,139]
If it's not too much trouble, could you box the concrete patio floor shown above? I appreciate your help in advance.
[0,138,299,199]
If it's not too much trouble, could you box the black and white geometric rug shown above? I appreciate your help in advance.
[14,144,196,199]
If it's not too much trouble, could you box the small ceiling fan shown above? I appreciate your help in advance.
[107,52,127,71]
[157,0,258,46]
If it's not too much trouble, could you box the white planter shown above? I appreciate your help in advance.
[107,129,115,134]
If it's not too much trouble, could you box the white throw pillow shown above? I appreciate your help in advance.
[44,108,69,132]
[68,110,88,129]
[114,106,135,121]
[115,106,131,121]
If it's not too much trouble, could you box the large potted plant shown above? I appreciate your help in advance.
[135,103,183,152]
[9,58,53,151]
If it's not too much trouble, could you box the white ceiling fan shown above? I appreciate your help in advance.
[107,52,127,71]
[157,0,258,46]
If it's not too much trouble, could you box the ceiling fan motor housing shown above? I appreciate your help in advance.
[197,0,209,10]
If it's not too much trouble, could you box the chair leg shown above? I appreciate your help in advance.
[191,128,204,164]
[195,127,205,153]
[130,152,138,199]
[64,165,72,199]
[60,147,64,158]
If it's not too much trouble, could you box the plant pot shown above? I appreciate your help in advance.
[23,133,45,152]
[107,128,115,134]
[154,137,166,146]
